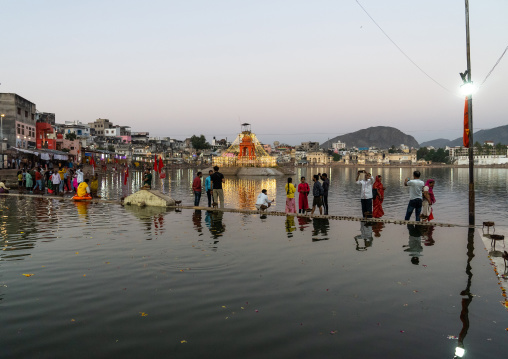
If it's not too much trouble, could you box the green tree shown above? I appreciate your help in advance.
[332,153,341,162]
[190,135,211,150]
[417,147,429,160]
[388,145,397,154]
[65,132,77,141]
[495,142,506,155]
[473,141,482,155]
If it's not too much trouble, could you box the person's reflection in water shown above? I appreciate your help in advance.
[285,215,297,238]
[354,221,373,251]
[422,225,435,246]
[312,218,329,241]
[372,222,384,238]
[74,201,89,222]
[404,224,424,265]
[192,210,203,236]
[297,216,312,231]
[209,211,226,241]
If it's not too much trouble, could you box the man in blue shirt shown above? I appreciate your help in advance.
[205,170,213,207]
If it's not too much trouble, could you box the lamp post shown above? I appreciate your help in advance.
[461,0,475,226]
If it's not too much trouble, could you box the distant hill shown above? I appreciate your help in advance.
[419,124,508,148]
[321,126,419,149]
[418,138,453,149]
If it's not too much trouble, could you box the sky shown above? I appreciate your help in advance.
[1,0,507,146]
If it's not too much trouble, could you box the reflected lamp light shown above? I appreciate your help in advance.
[454,346,465,358]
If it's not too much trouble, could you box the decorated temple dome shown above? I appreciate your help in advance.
[213,124,276,167]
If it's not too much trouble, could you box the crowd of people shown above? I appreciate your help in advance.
[0,162,101,199]
[190,167,436,223]
[356,170,436,222]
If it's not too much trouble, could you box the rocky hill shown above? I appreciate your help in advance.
[419,124,508,148]
[320,126,419,149]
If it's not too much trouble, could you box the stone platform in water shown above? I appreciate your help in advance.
[124,189,175,207]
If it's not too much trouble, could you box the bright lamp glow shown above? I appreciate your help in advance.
[455,346,466,357]
[460,82,477,96]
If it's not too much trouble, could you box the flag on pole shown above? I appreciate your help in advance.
[158,156,163,174]
[463,97,470,148]
[124,166,129,185]
[154,154,158,172]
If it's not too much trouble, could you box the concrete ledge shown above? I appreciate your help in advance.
[124,189,175,207]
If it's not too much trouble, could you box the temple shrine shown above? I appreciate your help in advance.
[213,123,276,167]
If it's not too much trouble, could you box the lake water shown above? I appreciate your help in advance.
[99,166,508,226]
[1,167,508,358]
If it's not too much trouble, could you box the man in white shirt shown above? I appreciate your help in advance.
[255,189,274,211]
[356,170,373,218]
[404,171,425,221]
[51,171,61,195]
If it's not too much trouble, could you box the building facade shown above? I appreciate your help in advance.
[0,93,37,149]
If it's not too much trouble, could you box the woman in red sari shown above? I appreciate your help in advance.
[372,175,385,218]
[297,176,310,214]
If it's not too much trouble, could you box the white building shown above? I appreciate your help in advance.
[332,141,346,150]
[64,120,91,137]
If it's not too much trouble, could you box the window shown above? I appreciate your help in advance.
[17,124,21,134]
[17,108,21,115]
[31,114,34,120]
[25,111,28,118]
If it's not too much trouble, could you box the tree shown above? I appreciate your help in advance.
[417,147,429,160]
[65,132,77,141]
[473,141,482,155]
[388,145,397,154]
[495,142,506,155]
[190,135,211,151]
[108,145,115,152]
[332,153,341,162]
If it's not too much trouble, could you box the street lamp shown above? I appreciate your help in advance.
[461,0,475,226]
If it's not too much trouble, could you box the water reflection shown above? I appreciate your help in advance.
[455,228,475,358]
[285,215,296,238]
[297,216,312,231]
[192,210,203,236]
[354,222,373,251]
[311,218,329,241]
[404,224,424,265]
[208,211,226,239]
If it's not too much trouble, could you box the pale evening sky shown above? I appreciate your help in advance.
[1,0,507,146]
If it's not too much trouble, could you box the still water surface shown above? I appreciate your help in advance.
[99,166,508,226]
[1,193,507,358]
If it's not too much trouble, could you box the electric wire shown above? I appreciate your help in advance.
[355,0,453,95]
[479,45,508,88]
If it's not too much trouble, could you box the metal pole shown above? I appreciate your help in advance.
[465,0,474,226]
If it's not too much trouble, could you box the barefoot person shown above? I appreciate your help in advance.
[356,170,373,218]
[310,174,324,216]
[255,189,274,211]
[372,175,386,218]
[404,171,425,221]
[297,176,310,214]
[285,177,296,214]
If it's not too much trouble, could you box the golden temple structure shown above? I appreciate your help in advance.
[213,123,276,167]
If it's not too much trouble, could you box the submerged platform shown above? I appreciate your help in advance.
[124,189,175,207]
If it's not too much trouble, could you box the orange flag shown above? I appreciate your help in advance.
[463,97,470,148]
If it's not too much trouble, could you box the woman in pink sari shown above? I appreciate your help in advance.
[297,176,310,214]
[372,175,385,218]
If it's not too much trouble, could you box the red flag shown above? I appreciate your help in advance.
[124,166,129,185]
[158,156,163,174]
[463,97,470,148]
[154,154,158,172]
[90,156,96,169]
